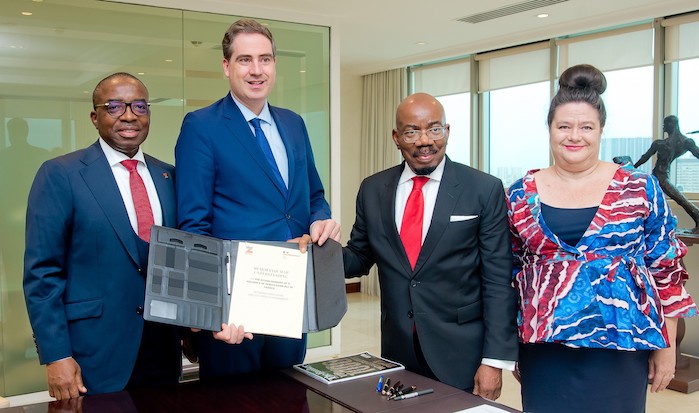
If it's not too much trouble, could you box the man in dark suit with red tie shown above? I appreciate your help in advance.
[343,93,518,400]
[23,73,181,399]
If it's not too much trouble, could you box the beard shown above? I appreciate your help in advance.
[411,147,438,176]
[413,166,437,176]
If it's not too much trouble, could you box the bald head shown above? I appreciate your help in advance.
[396,93,446,129]
[392,92,449,175]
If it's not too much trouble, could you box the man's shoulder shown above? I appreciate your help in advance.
[144,154,174,172]
[361,165,402,187]
[269,104,303,122]
[448,159,502,186]
[185,96,229,119]
[42,143,98,170]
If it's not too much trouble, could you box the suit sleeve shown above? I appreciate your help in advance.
[342,181,376,277]
[301,120,331,225]
[175,113,216,235]
[23,161,74,364]
[478,179,519,362]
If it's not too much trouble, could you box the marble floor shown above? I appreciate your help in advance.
[338,292,699,413]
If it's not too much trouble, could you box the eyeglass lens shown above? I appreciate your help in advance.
[105,101,149,116]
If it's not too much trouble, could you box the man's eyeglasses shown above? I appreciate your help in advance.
[94,100,150,118]
[399,126,446,143]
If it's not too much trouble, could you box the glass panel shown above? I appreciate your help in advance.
[601,67,654,173]
[675,58,699,193]
[181,12,331,192]
[0,0,183,396]
[0,0,331,395]
[488,82,550,188]
[438,94,471,166]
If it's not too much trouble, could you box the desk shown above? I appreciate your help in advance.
[1,369,518,412]
[286,368,518,413]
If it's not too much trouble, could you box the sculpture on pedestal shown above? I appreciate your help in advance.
[634,115,699,233]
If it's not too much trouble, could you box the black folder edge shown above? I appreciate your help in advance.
[143,225,347,334]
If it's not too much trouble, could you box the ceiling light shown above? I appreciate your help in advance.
[138,72,145,75]
[299,70,306,73]
[21,11,33,16]
[415,41,427,46]
[537,13,549,18]
[165,59,173,62]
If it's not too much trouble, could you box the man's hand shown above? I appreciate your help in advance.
[472,364,502,401]
[46,358,87,400]
[288,234,313,253]
[309,219,341,246]
[212,323,254,345]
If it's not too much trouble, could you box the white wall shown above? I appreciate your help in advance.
[339,71,363,244]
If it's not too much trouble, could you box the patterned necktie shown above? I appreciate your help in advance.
[400,176,429,269]
[121,160,154,242]
[250,118,288,197]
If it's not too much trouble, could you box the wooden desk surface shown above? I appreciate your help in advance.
[285,368,519,413]
[1,369,519,412]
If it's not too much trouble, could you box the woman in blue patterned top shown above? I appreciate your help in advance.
[506,64,696,412]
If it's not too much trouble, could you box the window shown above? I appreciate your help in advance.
[558,25,655,173]
[478,43,551,187]
[665,16,699,194]
[487,82,550,187]
[599,66,654,172]
[411,59,471,165]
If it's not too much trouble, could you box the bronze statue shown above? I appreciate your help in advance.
[635,115,699,232]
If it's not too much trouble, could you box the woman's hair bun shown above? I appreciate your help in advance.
[558,64,607,95]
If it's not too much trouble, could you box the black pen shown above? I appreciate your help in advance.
[381,378,391,395]
[389,384,416,400]
[392,388,433,400]
[387,380,401,397]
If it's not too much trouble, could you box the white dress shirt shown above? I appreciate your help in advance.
[231,93,289,188]
[99,138,163,234]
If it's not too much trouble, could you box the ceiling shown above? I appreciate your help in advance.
[130,0,699,75]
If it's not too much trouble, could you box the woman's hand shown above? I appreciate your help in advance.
[648,317,678,392]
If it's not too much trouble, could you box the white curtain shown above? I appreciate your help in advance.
[359,68,407,296]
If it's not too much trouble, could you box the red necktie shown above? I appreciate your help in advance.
[400,176,429,269]
[121,160,154,242]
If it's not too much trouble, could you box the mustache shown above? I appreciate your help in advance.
[412,146,438,157]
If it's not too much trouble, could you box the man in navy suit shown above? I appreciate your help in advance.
[175,19,340,378]
[343,93,518,399]
[23,73,181,399]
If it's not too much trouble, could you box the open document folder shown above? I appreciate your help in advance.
[144,226,347,338]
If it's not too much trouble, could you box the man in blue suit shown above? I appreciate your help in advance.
[175,19,340,378]
[23,73,181,399]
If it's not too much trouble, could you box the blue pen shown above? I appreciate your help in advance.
[376,375,384,393]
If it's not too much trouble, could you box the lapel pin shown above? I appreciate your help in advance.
[163,172,169,179]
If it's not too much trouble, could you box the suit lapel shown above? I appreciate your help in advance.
[79,142,140,266]
[382,165,415,276]
[145,155,175,227]
[222,96,287,198]
[413,158,460,275]
[270,106,295,196]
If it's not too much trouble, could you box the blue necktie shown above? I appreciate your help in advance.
[250,118,287,198]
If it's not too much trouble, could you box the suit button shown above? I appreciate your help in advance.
[410,280,417,287]
[407,310,414,318]
[136,306,144,315]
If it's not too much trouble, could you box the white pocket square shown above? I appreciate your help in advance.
[450,215,478,222]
